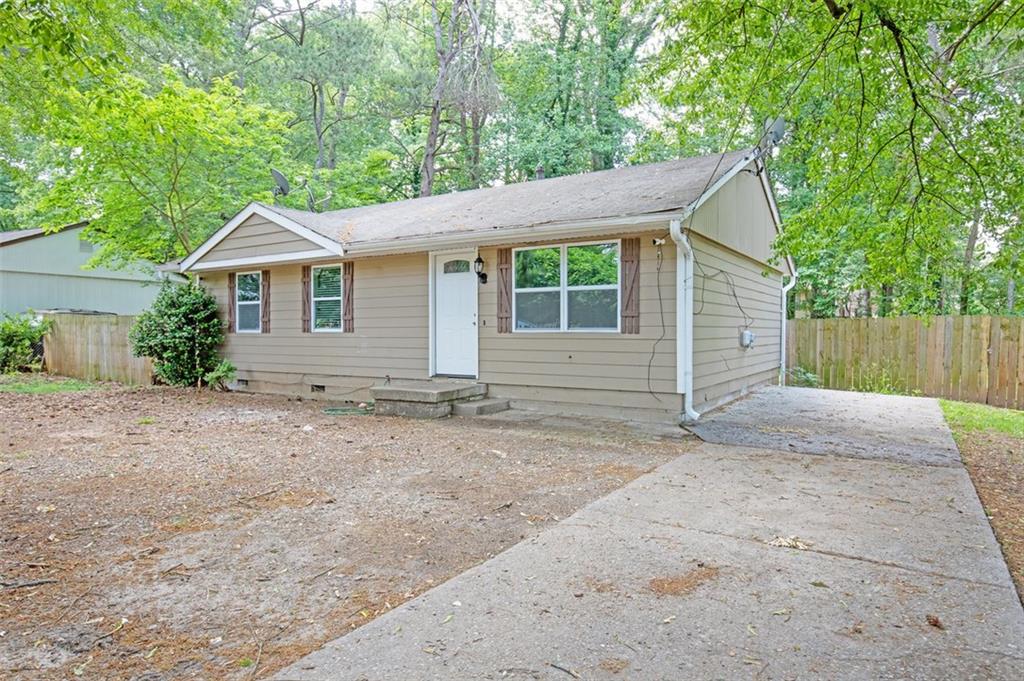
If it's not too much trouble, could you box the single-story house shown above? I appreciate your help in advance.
[171,149,796,422]
[0,223,179,315]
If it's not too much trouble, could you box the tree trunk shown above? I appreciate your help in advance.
[879,283,895,317]
[959,209,982,313]
[313,82,327,170]
[420,98,443,197]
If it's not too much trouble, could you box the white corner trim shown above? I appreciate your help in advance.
[188,248,338,272]
[180,203,343,272]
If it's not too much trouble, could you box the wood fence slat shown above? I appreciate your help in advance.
[1010,319,1022,409]
[42,313,153,385]
[1017,318,1024,409]
[786,315,1023,410]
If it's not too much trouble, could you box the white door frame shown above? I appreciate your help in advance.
[428,248,479,378]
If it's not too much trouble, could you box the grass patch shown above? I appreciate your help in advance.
[940,400,1024,439]
[0,374,96,394]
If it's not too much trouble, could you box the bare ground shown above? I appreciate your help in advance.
[0,383,691,679]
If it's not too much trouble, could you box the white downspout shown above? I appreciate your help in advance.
[669,217,701,424]
[779,268,798,385]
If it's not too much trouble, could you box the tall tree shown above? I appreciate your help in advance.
[418,0,495,196]
[649,0,1024,316]
[38,73,289,266]
[493,0,657,181]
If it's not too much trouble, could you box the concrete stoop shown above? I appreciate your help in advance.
[370,381,505,418]
[451,397,510,416]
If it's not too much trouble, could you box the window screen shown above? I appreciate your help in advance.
[312,266,342,331]
[512,242,618,331]
[236,272,261,332]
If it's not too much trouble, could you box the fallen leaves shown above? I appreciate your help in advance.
[649,565,720,597]
[767,535,813,550]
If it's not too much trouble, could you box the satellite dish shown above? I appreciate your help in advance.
[271,168,290,197]
[763,116,787,147]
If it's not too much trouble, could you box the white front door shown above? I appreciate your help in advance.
[433,251,478,377]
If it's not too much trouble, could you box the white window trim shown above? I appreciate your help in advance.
[235,270,262,334]
[311,264,344,333]
[512,239,621,333]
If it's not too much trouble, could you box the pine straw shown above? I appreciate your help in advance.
[0,383,689,679]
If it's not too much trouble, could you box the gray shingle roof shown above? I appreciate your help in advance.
[259,150,753,248]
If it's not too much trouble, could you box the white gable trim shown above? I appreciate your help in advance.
[179,203,344,272]
[754,157,796,278]
[188,248,339,272]
[685,151,757,219]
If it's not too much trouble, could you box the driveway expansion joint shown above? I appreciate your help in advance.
[585,507,1012,590]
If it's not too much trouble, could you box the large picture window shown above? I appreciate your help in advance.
[311,265,343,331]
[236,271,262,333]
[513,241,619,331]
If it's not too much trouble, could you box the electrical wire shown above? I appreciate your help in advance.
[693,261,755,329]
[675,1,797,340]
[645,240,666,402]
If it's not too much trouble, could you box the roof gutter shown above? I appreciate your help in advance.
[341,212,685,257]
[668,151,759,425]
[669,217,701,424]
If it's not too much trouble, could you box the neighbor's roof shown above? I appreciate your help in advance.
[0,222,88,247]
[260,149,754,248]
[0,228,45,246]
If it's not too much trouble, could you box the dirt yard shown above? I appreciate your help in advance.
[0,379,690,679]
[943,402,1024,603]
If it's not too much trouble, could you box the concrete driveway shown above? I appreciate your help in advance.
[275,388,1024,680]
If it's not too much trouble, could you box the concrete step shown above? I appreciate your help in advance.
[452,398,510,416]
[370,381,486,404]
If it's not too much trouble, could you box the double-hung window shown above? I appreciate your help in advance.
[236,271,262,333]
[513,241,620,331]
[311,265,343,331]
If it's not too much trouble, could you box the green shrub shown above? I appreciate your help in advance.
[203,359,236,390]
[0,313,51,373]
[852,362,904,395]
[788,365,821,388]
[130,282,225,387]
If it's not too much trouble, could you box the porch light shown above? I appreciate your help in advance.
[474,256,487,284]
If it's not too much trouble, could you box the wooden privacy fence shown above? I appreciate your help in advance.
[786,316,1024,410]
[43,313,153,385]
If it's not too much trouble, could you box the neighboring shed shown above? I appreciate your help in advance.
[171,149,794,422]
[0,223,177,315]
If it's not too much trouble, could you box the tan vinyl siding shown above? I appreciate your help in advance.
[691,232,781,410]
[478,230,680,414]
[197,215,319,264]
[201,253,428,400]
[688,161,777,266]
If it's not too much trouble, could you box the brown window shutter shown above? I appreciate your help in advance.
[227,272,236,334]
[620,238,640,334]
[343,261,354,333]
[301,265,311,333]
[260,270,271,333]
[497,247,512,333]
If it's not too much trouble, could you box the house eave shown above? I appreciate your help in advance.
[340,211,686,257]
